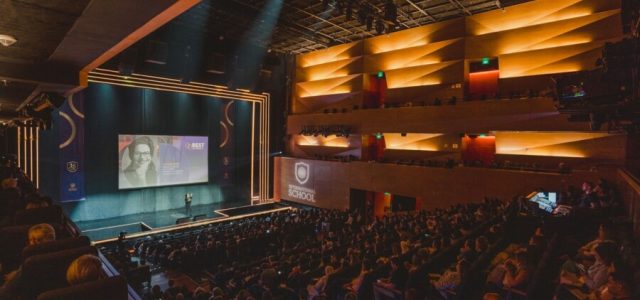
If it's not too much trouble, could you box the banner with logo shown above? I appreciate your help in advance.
[285,161,317,204]
[59,93,86,202]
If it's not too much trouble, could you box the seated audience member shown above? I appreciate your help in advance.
[66,254,105,285]
[483,292,502,300]
[432,259,470,297]
[24,195,50,210]
[476,236,490,255]
[458,238,479,262]
[581,262,634,300]
[502,251,530,291]
[558,242,618,297]
[307,266,334,299]
[0,178,21,217]
[0,223,56,299]
[378,257,408,290]
[27,223,57,246]
[578,223,615,258]
[344,259,373,294]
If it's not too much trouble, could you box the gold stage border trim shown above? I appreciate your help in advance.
[88,68,270,205]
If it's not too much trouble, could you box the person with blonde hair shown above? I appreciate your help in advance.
[28,223,56,246]
[0,224,57,299]
[66,254,105,285]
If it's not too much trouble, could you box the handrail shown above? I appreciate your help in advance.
[618,168,640,193]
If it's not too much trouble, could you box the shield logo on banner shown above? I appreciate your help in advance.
[66,161,79,173]
[294,162,310,185]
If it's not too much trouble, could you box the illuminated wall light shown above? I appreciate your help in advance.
[493,131,619,158]
[366,26,433,54]
[385,58,442,71]
[303,57,359,82]
[467,0,597,36]
[307,71,350,82]
[298,42,359,68]
[384,133,443,151]
[298,87,353,98]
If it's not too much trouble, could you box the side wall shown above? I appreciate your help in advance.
[276,157,614,210]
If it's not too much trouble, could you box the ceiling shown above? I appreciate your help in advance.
[0,0,197,120]
[0,0,90,112]
[0,0,531,119]
[172,0,532,54]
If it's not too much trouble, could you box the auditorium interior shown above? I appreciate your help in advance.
[1,0,640,299]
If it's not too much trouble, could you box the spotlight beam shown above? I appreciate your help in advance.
[224,0,341,46]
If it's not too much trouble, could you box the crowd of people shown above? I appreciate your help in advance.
[0,223,105,299]
[102,198,512,300]
[0,155,51,226]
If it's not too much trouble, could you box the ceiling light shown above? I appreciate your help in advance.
[0,34,17,47]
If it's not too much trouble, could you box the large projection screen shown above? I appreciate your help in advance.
[118,135,209,189]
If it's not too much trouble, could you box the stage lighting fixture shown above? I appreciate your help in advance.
[357,4,368,24]
[366,16,373,31]
[117,47,137,76]
[346,0,353,20]
[33,92,65,112]
[335,0,344,14]
[375,19,385,34]
[384,0,397,22]
[144,40,168,65]
[206,52,226,74]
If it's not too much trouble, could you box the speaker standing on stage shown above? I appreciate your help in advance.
[185,193,192,217]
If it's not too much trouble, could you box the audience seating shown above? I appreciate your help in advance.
[20,246,98,300]
[0,224,31,271]
[36,275,128,300]
[21,235,91,262]
[14,205,64,226]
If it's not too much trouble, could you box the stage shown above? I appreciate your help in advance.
[76,200,292,242]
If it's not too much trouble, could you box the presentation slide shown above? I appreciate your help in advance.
[118,135,208,189]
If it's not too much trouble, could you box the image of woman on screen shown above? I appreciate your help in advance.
[121,136,158,188]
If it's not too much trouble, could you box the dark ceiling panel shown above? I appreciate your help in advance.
[161,0,532,55]
[0,0,90,63]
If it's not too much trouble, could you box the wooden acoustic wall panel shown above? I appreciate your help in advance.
[291,135,361,159]
[494,131,626,159]
[364,18,465,55]
[363,38,464,73]
[384,133,444,151]
[276,157,613,210]
[466,10,621,59]
[466,0,621,36]
[297,41,363,68]
[385,84,464,105]
[296,57,363,83]
[287,98,591,134]
[385,60,464,89]
[294,73,363,114]
[498,41,605,78]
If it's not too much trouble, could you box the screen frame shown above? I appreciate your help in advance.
[117,134,210,190]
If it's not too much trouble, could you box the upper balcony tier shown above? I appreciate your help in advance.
[287,97,591,134]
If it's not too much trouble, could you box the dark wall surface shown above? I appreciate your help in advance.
[41,83,253,221]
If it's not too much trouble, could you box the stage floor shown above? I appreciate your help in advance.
[76,200,248,241]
